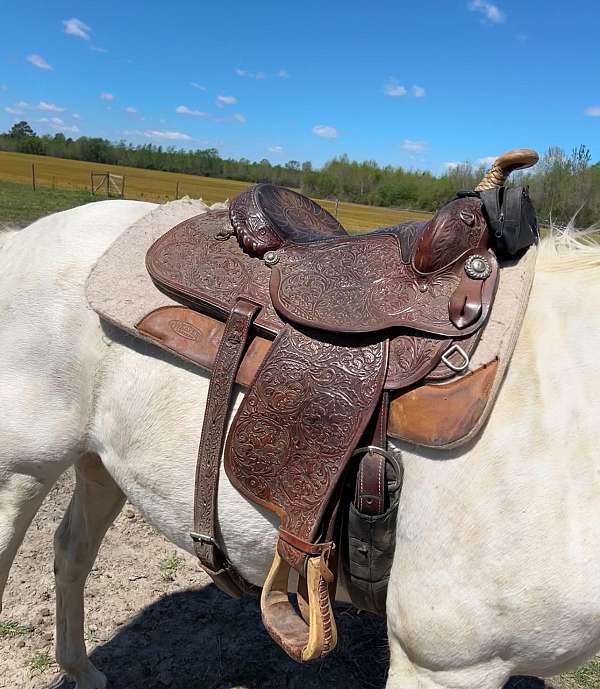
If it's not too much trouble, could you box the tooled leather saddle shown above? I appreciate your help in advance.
[143,150,539,662]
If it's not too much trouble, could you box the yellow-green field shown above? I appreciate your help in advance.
[0,151,431,230]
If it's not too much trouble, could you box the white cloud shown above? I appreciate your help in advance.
[90,45,108,53]
[312,124,338,139]
[268,145,284,154]
[400,139,427,153]
[99,92,115,100]
[39,116,79,133]
[412,85,426,98]
[443,162,462,170]
[190,82,206,90]
[38,101,66,112]
[27,54,53,70]
[476,155,497,166]
[72,113,81,119]
[214,112,247,124]
[468,0,505,23]
[216,95,237,107]
[384,78,407,97]
[176,104,209,117]
[125,106,137,114]
[63,18,91,40]
[39,116,64,124]
[235,68,266,80]
[584,106,600,117]
[5,100,65,113]
[143,130,192,141]
[277,69,290,79]
[4,106,24,115]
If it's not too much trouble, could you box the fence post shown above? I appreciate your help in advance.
[91,171,94,195]
[107,171,110,198]
[121,176,126,198]
[176,181,179,200]
[334,199,339,218]
[31,164,36,191]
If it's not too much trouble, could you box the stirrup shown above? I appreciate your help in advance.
[261,548,338,662]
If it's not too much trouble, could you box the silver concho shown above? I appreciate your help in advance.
[264,250,280,267]
[464,254,491,280]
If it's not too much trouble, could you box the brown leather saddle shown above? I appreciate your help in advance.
[143,150,539,662]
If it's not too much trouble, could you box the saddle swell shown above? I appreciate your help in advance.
[143,158,539,663]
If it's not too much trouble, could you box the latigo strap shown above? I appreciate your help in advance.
[191,298,259,597]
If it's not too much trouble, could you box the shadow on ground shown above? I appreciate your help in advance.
[53,585,548,689]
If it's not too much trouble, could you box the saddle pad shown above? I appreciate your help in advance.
[86,198,217,338]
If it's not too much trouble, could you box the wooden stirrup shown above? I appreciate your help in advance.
[261,548,338,662]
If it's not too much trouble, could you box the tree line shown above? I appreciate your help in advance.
[3,121,600,226]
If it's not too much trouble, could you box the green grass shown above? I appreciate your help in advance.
[553,658,600,689]
[83,627,100,643]
[0,179,95,226]
[0,620,33,637]
[159,552,182,572]
[27,649,55,674]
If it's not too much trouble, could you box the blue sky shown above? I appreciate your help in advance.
[0,0,598,173]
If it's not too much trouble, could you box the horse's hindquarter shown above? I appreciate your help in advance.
[388,266,600,676]
[0,200,155,472]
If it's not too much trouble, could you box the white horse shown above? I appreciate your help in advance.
[1,199,599,689]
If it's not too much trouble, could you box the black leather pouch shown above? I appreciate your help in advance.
[343,490,400,615]
[478,186,539,256]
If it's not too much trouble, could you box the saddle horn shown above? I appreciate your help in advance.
[475,148,539,190]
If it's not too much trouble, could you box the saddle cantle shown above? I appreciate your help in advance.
[142,148,540,662]
[229,183,347,255]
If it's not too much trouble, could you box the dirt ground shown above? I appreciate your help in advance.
[0,472,571,689]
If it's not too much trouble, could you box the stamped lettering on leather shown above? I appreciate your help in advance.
[169,319,202,341]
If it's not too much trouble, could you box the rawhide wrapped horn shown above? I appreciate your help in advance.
[475,148,539,190]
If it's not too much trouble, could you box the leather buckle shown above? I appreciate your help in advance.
[190,531,216,546]
[351,446,403,491]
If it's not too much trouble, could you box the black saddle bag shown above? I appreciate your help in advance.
[459,186,538,257]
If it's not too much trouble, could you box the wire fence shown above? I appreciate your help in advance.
[2,159,252,205]
[0,156,434,228]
